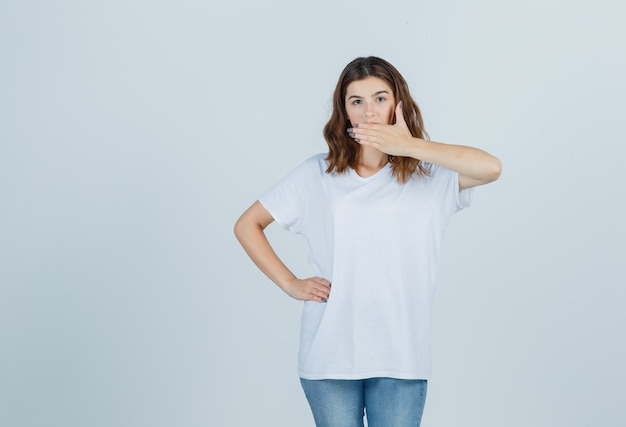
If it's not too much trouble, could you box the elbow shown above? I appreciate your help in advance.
[484,156,502,184]
[490,157,502,182]
[233,215,246,243]
[234,201,273,243]
[234,212,265,244]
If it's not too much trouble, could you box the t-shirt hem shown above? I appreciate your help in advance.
[298,370,430,381]
[257,198,285,227]
[258,197,296,233]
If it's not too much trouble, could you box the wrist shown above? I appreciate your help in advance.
[277,275,298,293]
[404,137,427,159]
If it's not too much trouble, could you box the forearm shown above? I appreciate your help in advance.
[406,138,502,184]
[234,220,297,292]
[234,201,331,303]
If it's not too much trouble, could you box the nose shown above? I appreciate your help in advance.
[364,103,375,118]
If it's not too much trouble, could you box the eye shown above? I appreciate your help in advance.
[351,99,362,105]
[376,96,386,102]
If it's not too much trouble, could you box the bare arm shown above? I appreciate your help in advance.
[234,201,331,303]
[349,102,502,189]
[403,139,502,189]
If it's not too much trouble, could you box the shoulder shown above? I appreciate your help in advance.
[298,152,329,175]
[305,152,329,166]
[420,162,455,180]
[416,162,460,192]
[276,153,328,184]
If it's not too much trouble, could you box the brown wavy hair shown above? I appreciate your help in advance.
[323,56,429,183]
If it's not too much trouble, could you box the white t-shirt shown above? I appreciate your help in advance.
[259,153,472,380]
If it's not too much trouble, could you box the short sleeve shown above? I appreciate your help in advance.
[258,157,315,234]
[424,163,473,216]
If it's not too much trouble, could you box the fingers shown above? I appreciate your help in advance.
[347,125,380,146]
[299,277,331,303]
[395,100,407,127]
[346,110,412,156]
[347,125,361,143]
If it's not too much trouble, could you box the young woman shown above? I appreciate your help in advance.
[234,56,501,427]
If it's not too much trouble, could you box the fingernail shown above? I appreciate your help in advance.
[354,138,360,143]
[352,123,359,128]
[347,128,353,133]
[321,298,327,303]
[399,101,403,108]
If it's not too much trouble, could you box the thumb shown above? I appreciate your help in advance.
[395,100,407,127]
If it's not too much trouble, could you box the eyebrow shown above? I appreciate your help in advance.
[347,90,390,100]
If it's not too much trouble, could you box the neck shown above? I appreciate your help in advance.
[355,147,388,177]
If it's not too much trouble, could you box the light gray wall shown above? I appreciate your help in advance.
[1,0,624,426]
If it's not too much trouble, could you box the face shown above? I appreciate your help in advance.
[344,76,396,125]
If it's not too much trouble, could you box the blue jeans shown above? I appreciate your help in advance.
[300,377,427,427]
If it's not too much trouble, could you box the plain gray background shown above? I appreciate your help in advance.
[1,0,624,426]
